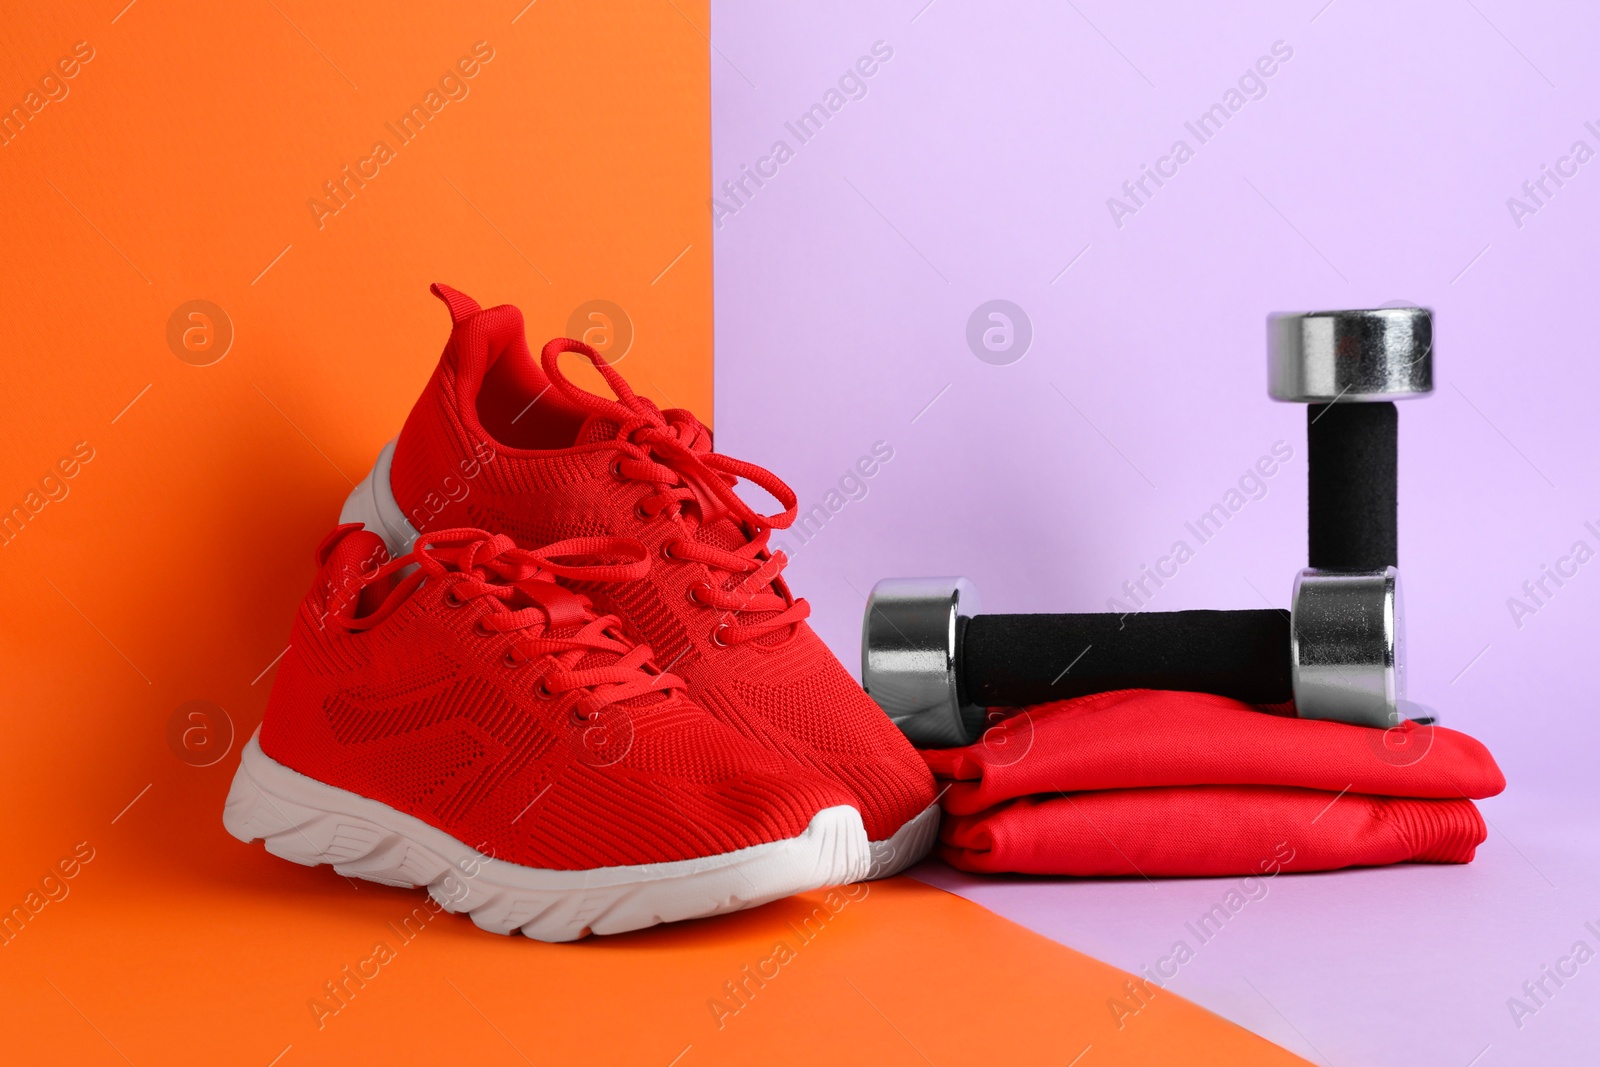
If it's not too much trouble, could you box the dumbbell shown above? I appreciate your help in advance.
[1272,305,1432,726]
[862,307,1432,747]
[861,572,1401,746]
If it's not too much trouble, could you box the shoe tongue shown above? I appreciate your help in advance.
[575,412,624,446]
[572,413,792,645]
[580,414,777,587]
[323,526,390,575]
[584,414,746,552]
[694,515,752,553]
[320,526,392,615]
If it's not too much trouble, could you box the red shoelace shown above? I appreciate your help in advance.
[542,338,811,646]
[332,527,683,719]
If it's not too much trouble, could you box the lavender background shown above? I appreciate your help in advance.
[711,1,1600,1063]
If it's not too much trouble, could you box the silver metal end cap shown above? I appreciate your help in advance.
[861,577,981,748]
[1290,567,1406,728]
[1268,307,1433,403]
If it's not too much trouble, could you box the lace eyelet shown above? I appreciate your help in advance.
[609,458,627,480]
[536,679,555,699]
[634,501,653,521]
[710,623,731,647]
[474,618,495,638]
[660,541,679,562]
[443,588,466,608]
[687,582,710,607]
[503,650,524,668]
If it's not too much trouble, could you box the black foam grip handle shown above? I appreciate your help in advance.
[961,609,1293,707]
[1307,401,1397,571]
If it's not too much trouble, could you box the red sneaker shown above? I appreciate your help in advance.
[224,525,868,941]
[341,285,938,877]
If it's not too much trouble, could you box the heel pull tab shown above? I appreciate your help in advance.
[430,283,483,324]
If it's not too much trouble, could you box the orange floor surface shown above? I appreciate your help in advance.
[1,837,1310,1066]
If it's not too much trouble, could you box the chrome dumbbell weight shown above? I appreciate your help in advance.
[1270,306,1432,726]
[860,571,1401,747]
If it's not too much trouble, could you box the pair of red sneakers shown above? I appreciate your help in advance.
[223,286,937,941]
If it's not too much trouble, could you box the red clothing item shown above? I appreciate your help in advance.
[921,690,1505,877]
[941,787,1486,876]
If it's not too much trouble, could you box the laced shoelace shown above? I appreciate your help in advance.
[331,528,682,719]
[541,338,811,646]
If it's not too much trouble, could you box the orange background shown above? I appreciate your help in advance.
[0,2,1302,1062]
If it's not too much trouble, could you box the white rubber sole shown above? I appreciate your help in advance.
[223,732,870,942]
[866,803,941,879]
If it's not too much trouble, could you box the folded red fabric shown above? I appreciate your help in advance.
[923,689,1505,814]
[941,786,1487,876]
[921,689,1506,877]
